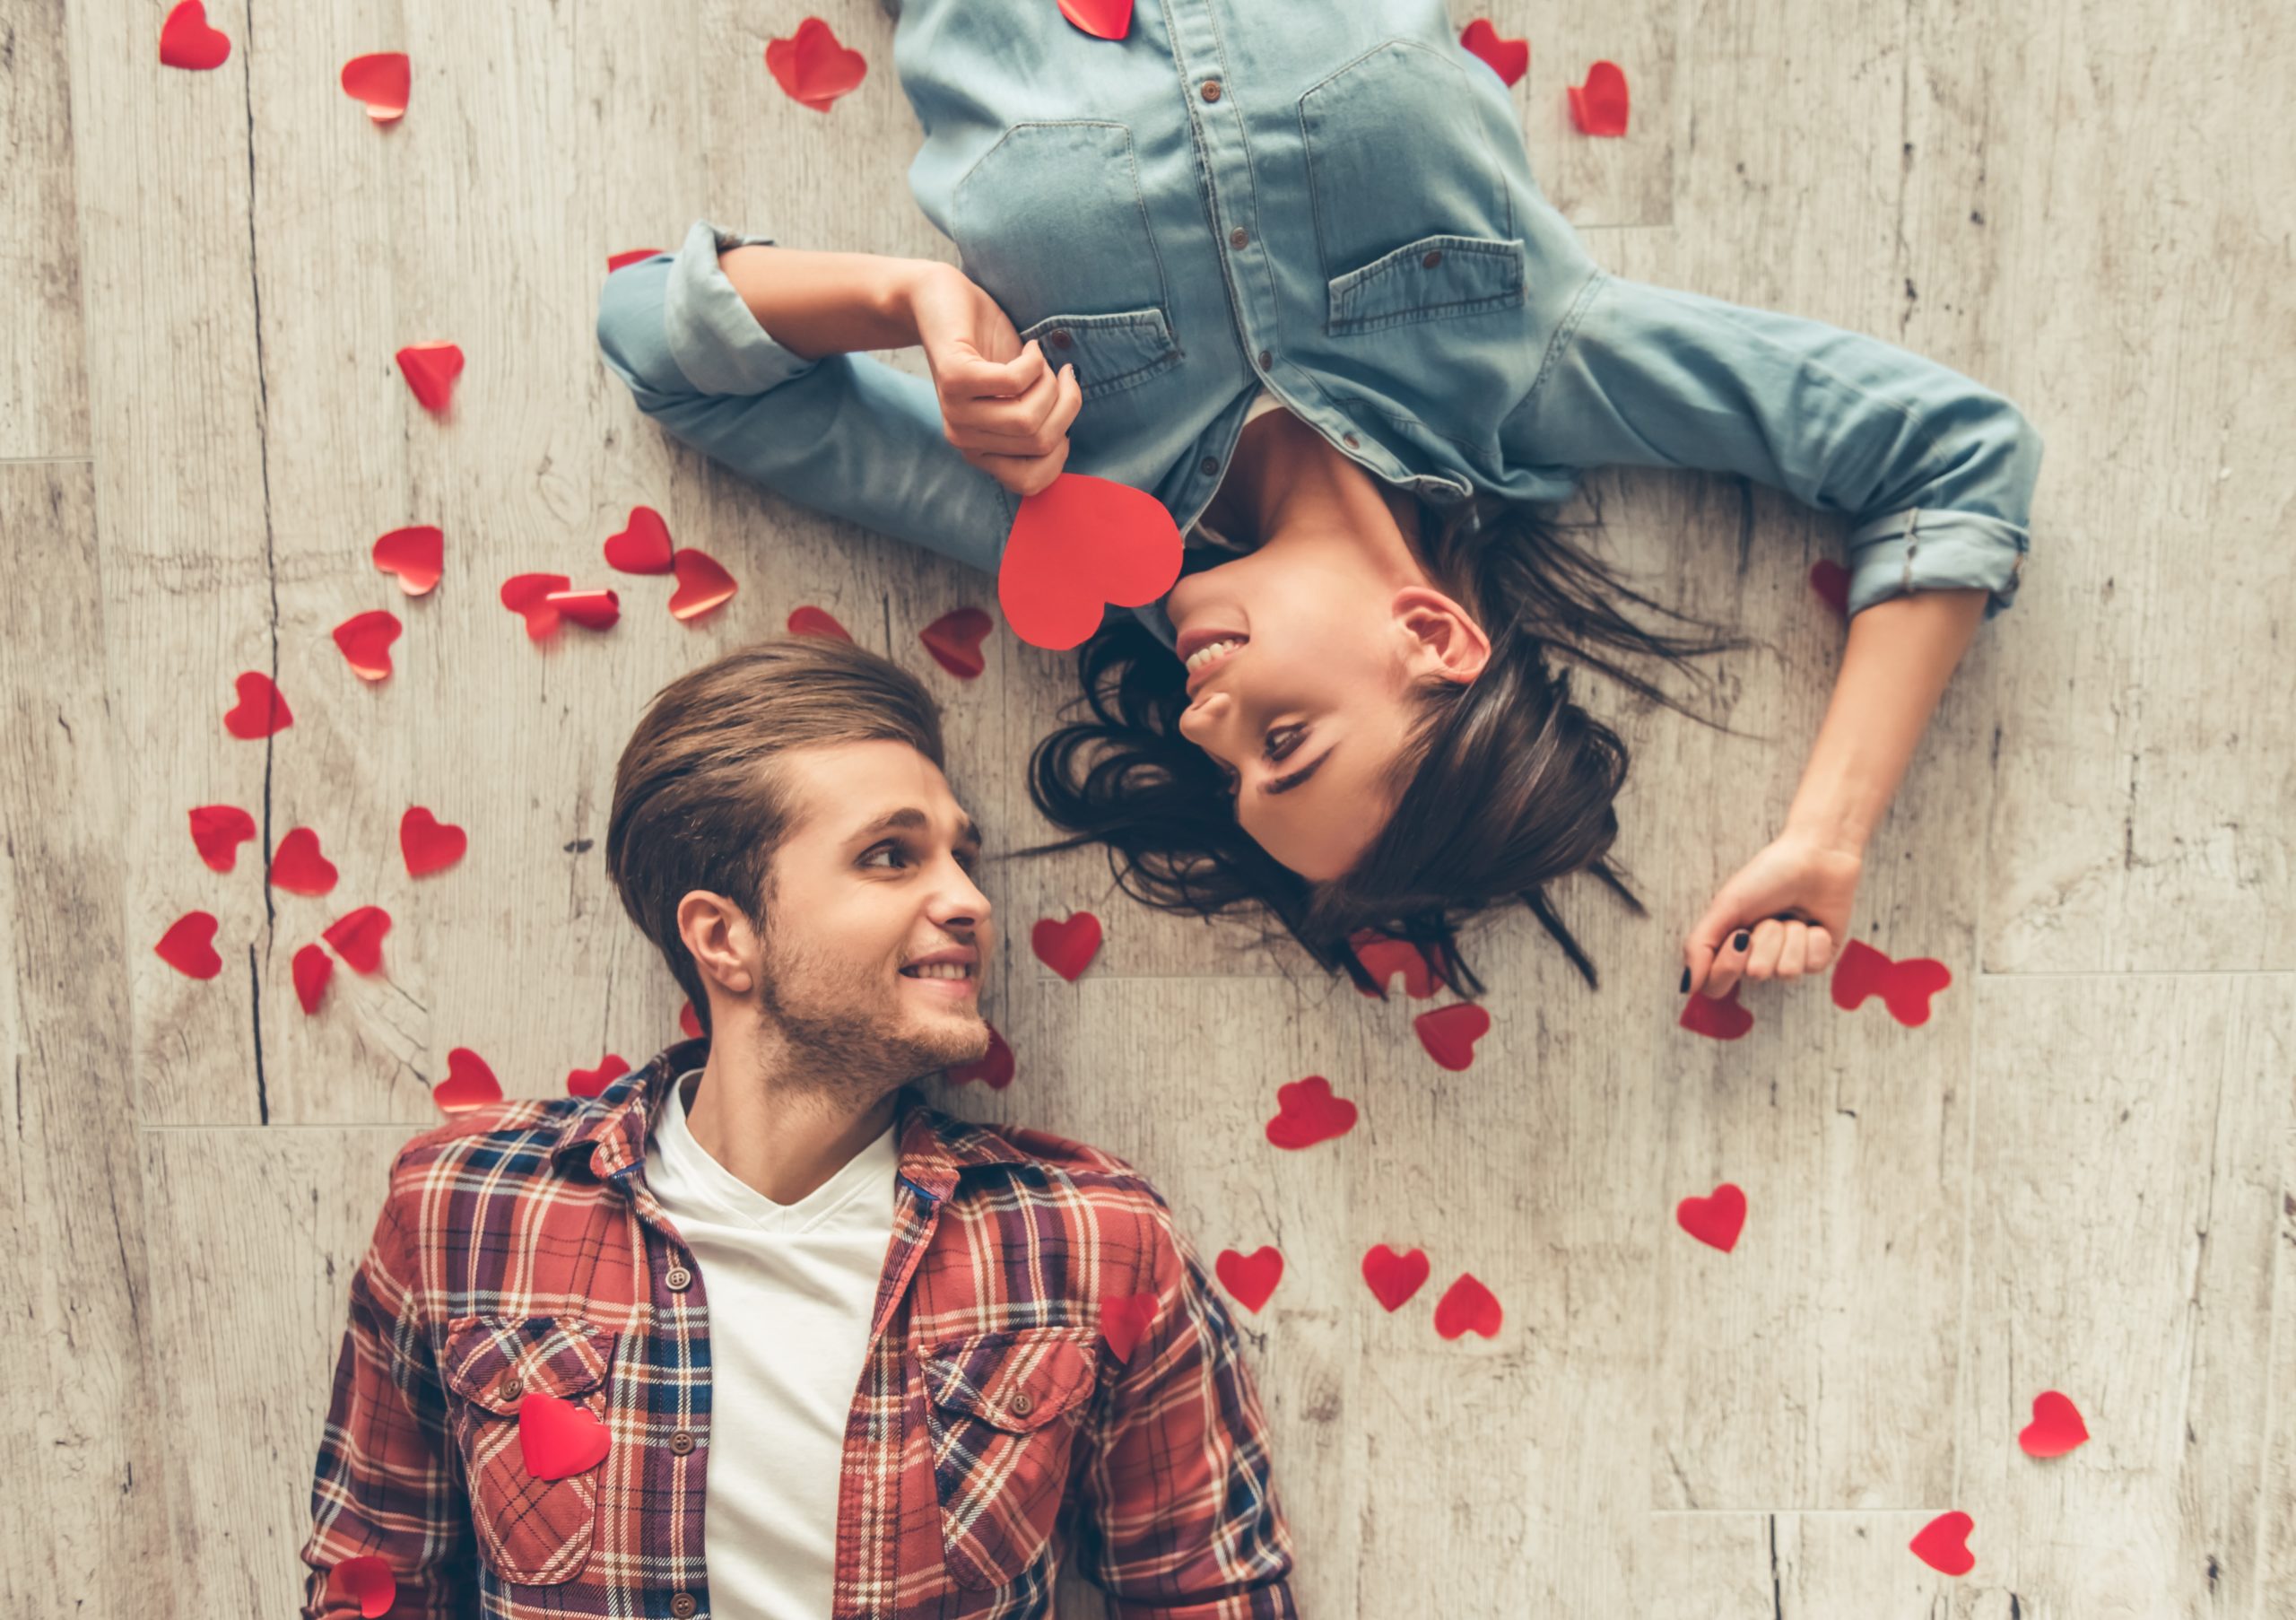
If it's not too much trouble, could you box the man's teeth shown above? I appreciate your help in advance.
[1185,638,1246,672]
[903,962,971,980]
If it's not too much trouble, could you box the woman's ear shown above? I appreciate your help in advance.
[1391,586,1492,684]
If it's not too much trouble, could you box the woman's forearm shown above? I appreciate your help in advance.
[1783,587,1991,852]
[716,245,942,361]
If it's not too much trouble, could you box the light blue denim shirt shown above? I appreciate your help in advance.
[596,0,2043,653]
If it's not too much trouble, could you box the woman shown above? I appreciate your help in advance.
[596,0,2041,1005]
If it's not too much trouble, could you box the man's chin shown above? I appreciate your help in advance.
[900,1010,992,1075]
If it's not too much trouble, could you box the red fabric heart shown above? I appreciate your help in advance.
[544,587,621,631]
[400,806,466,877]
[1459,20,1529,86]
[1264,1076,1358,1150]
[1676,1182,1747,1251]
[2018,1390,2089,1458]
[339,51,410,123]
[1349,928,1444,999]
[434,1046,502,1114]
[1413,1002,1490,1070]
[501,572,572,640]
[1569,61,1631,137]
[269,827,339,896]
[155,911,222,979]
[323,905,392,974]
[1908,1510,1974,1576]
[1809,559,1851,619]
[669,548,738,622]
[566,1052,630,1100]
[1433,1272,1503,1339]
[1214,1246,1283,1313]
[292,943,334,1015]
[946,1023,1015,1090]
[1831,938,1952,1026]
[395,342,465,414]
[1361,1245,1431,1312]
[518,1389,611,1479]
[333,609,402,683]
[999,474,1183,651]
[326,1555,398,1619]
[1099,1293,1156,1363]
[223,670,293,738]
[372,524,443,596]
[1057,0,1132,40]
[763,17,867,112]
[1031,911,1103,981]
[158,1,230,70]
[606,248,664,273]
[920,607,994,678]
[604,505,674,575]
[188,805,256,873]
[1679,981,1755,1041]
[787,605,852,641]
[679,1001,703,1040]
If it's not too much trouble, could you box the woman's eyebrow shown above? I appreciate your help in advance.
[1265,745,1335,796]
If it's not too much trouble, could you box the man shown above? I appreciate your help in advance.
[298,636,1297,1618]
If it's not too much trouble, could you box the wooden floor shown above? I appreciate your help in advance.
[4,0,2291,1614]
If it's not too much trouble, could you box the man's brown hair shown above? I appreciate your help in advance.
[605,635,947,1035]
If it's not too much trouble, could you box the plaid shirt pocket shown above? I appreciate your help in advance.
[921,1328,1100,1591]
[440,1315,618,1586]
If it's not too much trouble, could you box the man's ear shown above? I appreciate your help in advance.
[1391,586,1491,684]
[677,891,759,997]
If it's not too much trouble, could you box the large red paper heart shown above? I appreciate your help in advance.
[1413,1002,1490,1071]
[1908,1510,1974,1576]
[326,1555,397,1619]
[373,524,443,596]
[763,17,867,112]
[395,342,465,414]
[946,1023,1015,1090]
[333,609,402,683]
[669,548,738,622]
[545,587,621,631]
[1459,20,1529,86]
[1569,61,1631,137]
[400,806,466,876]
[566,1052,630,1099]
[339,51,410,123]
[434,1046,502,1114]
[1349,928,1444,999]
[1031,911,1103,981]
[1679,981,1755,1041]
[605,248,664,274]
[1215,1246,1283,1313]
[1264,1076,1358,1150]
[1675,1182,1746,1252]
[1000,475,1183,650]
[1361,1245,1431,1312]
[1831,938,1952,1026]
[1099,1293,1156,1363]
[518,1390,610,1480]
[155,911,222,979]
[324,905,393,974]
[1057,0,1132,40]
[188,804,257,872]
[158,1,230,70]
[1433,1272,1503,1340]
[223,670,293,738]
[2018,1390,2089,1458]
[680,1000,704,1040]
[269,827,339,896]
[920,607,993,678]
[604,505,674,574]
[501,572,572,640]
[1809,559,1851,619]
[787,605,852,641]
[292,943,334,1015]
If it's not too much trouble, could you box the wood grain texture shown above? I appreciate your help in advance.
[0,0,90,455]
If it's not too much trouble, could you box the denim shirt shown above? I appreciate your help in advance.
[596,0,2043,655]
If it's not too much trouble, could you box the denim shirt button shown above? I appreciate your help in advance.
[1049,329,1074,350]
[1422,249,1444,268]
[1200,80,1222,101]
[1200,457,1219,476]
[1230,227,1249,249]
[1343,431,1361,449]
[1257,349,1272,370]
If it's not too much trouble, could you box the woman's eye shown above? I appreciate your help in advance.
[1268,724,1306,762]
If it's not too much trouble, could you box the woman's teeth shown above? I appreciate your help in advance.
[902,963,971,980]
[1184,638,1246,672]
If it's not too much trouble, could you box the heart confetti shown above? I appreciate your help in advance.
[223,670,293,738]
[1099,1293,1157,1363]
[339,51,410,124]
[544,587,622,631]
[395,342,465,415]
[1264,1076,1358,1151]
[1361,1245,1431,1312]
[268,827,340,896]
[501,572,573,640]
[567,1052,631,1099]
[604,505,674,575]
[1433,1272,1503,1339]
[2018,1390,2089,1459]
[946,1023,1015,1090]
[1350,929,1444,999]
[1057,0,1132,40]
[1908,1510,1975,1577]
[1569,61,1631,137]
[433,1046,502,1113]
[292,943,334,1015]
[1031,911,1103,981]
[326,1555,398,1619]
[372,524,444,596]
[999,474,1183,650]
[680,1000,703,1040]
[158,1,230,70]
[668,548,738,622]
[517,1390,611,1480]
[606,248,664,273]
[1809,559,1851,619]
[1679,981,1755,1041]
[1214,1246,1283,1313]
[155,911,223,980]
[333,609,403,682]
[787,605,852,640]
[1413,1002,1490,1071]
[323,905,393,974]
[188,805,257,872]
[1831,938,1952,1026]
[1459,20,1530,86]
[763,17,867,112]
[920,607,994,678]
[1675,1182,1746,1252]
[400,806,466,876]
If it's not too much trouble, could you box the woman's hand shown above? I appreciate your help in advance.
[904,265,1084,498]
[1682,828,1866,999]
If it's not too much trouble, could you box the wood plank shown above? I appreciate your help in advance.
[1,0,90,455]
[1650,1511,1965,1615]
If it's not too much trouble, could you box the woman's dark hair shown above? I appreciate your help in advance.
[1017,492,1762,999]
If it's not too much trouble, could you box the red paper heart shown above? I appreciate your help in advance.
[223,670,293,738]
[339,51,410,123]
[787,605,852,641]
[1433,1272,1503,1339]
[669,548,738,622]
[501,572,572,640]
[1214,1246,1283,1313]
[1675,1182,1747,1252]
[1413,1002,1490,1070]
[604,505,674,574]
[1361,1244,1431,1312]
[680,1000,703,1040]
[763,17,867,112]
[400,806,466,877]
[334,608,402,682]
[158,1,230,70]
[1679,981,1755,1041]
[434,1046,502,1114]
[324,905,392,974]
[188,805,257,872]
[372,524,444,595]
[1831,938,1952,1026]
[1099,1292,1156,1363]
[544,587,622,631]
[1459,19,1530,86]
[605,248,664,273]
[946,1023,1015,1090]
[326,1555,398,1619]
[269,827,339,896]
[292,943,334,1015]
[999,474,1183,650]
[566,1052,630,1099]
[155,910,222,979]
[2018,1390,2089,1458]
[1264,1076,1358,1150]
[1349,928,1444,999]
[1569,61,1631,136]
[920,607,994,678]
[1057,0,1132,40]
[1908,1510,1974,1576]
[395,342,465,414]
[1809,558,1851,619]
[1031,911,1103,981]
[518,1390,611,1480]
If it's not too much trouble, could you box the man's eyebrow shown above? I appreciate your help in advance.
[848,806,985,847]
[1265,745,1335,797]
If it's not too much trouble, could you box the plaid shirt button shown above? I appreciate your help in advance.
[670,1594,697,1617]
[670,1430,696,1456]
[665,1265,692,1291]
[1009,1389,1035,1417]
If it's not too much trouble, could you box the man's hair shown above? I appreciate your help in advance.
[605,635,947,1035]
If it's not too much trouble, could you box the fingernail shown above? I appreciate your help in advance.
[1679,967,1691,994]
[1733,930,1751,952]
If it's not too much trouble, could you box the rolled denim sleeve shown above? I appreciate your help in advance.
[595,219,1013,579]
[1509,268,2045,622]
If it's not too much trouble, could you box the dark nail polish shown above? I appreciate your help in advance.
[1679,967,1691,994]
[1733,930,1751,952]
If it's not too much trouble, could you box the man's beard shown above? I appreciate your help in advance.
[748,923,990,1106]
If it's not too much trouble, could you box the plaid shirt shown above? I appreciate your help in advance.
[299,1037,1296,1619]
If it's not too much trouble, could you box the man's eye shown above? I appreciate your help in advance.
[861,844,905,869]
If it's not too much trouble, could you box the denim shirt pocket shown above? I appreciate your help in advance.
[440,1314,618,1587]
[1015,307,1181,399]
[1326,233,1527,335]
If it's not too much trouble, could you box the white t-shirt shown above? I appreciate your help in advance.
[642,1069,901,1620]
